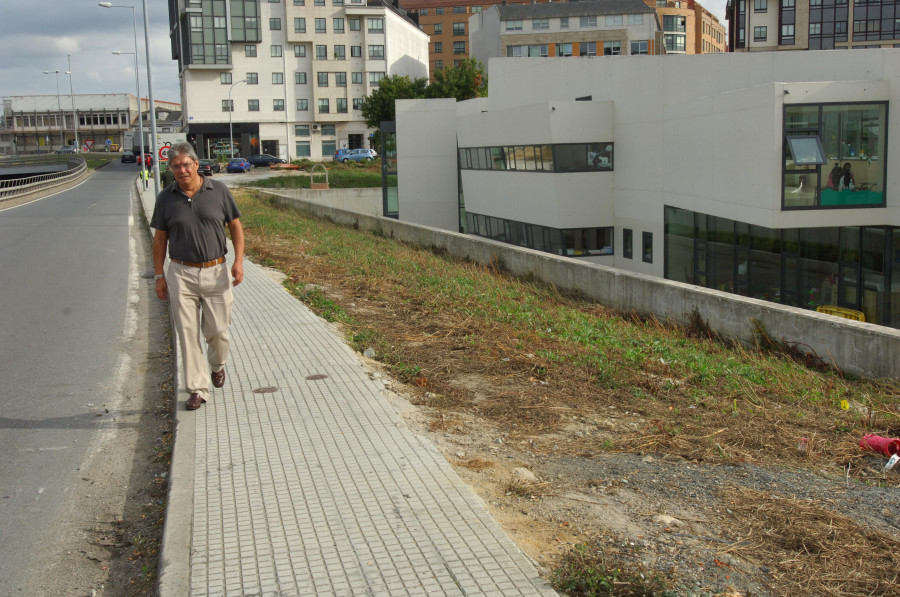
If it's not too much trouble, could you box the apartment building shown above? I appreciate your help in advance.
[470,0,664,67]
[393,51,899,328]
[726,0,900,51]
[168,0,428,160]
[2,94,179,154]
[647,0,727,54]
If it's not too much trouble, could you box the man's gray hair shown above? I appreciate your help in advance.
[168,142,198,163]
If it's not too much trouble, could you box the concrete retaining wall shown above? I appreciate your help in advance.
[258,189,900,380]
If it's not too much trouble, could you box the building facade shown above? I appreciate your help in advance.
[727,0,900,51]
[470,0,664,66]
[647,0,727,54]
[394,51,900,328]
[168,0,428,161]
[2,94,180,154]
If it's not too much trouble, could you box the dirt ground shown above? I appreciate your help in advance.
[241,202,900,596]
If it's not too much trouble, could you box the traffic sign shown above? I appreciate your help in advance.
[84,140,94,151]
[158,144,171,162]
[106,139,112,146]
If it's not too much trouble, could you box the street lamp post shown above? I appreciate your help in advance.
[113,50,146,182]
[100,0,160,195]
[228,79,247,159]
[42,69,64,148]
[66,54,79,153]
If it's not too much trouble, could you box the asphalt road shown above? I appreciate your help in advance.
[0,161,143,594]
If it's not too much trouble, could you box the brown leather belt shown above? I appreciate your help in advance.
[170,256,225,268]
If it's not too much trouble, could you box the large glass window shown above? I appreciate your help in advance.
[459,143,612,173]
[784,102,886,209]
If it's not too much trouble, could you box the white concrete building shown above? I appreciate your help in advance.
[394,51,900,327]
[169,0,428,161]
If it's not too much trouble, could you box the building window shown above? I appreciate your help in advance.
[434,59,444,70]
[755,0,767,10]
[628,14,643,25]
[557,43,573,56]
[367,17,384,33]
[642,232,653,263]
[296,141,311,157]
[630,40,649,54]
[783,102,886,209]
[436,7,444,14]
[315,0,324,5]
[603,41,621,55]
[318,72,329,86]
[222,99,233,112]
[333,18,344,33]
[349,18,361,31]
[274,99,285,111]
[336,98,348,113]
[419,8,428,15]
[321,124,336,135]
[322,140,336,156]
[316,45,327,59]
[296,71,307,84]
[434,42,443,53]
[369,71,385,85]
[271,45,282,57]
[369,45,385,59]
[245,45,257,57]
[351,45,361,57]
[560,17,569,28]
[754,26,767,41]
[318,98,330,113]
[809,23,820,35]
[472,5,482,12]
[248,99,260,111]
[351,71,363,83]
[294,0,304,3]
[505,20,522,31]
[664,34,686,51]
[315,18,326,33]
[295,124,310,136]
[246,72,258,84]
[453,22,466,35]
[623,229,633,259]
[453,41,466,54]
[580,16,597,27]
[605,15,623,26]
[294,18,306,33]
[294,45,306,57]
[297,99,309,111]
[273,72,284,84]
[353,97,364,109]
[453,5,466,13]
[434,23,443,34]
[270,18,281,30]
[663,15,686,32]
[532,18,549,30]
[220,72,232,84]
[334,45,346,60]
[335,72,347,86]
[781,24,794,44]
[507,44,548,57]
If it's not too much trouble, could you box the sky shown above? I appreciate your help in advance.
[0,0,729,109]
[0,0,181,105]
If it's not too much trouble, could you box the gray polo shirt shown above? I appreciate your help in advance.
[150,176,241,263]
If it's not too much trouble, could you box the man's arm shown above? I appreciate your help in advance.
[228,218,245,286]
[152,229,169,301]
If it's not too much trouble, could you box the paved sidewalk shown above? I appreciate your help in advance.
[137,181,559,596]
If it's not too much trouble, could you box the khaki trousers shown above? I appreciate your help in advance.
[167,261,233,401]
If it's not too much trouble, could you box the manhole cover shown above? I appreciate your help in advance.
[305,374,329,381]
[253,386,279,394]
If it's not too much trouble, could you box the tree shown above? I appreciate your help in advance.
[360,74,428,129]
[426,57,488,101]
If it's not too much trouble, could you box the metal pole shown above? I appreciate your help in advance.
[142,0,160,195]
[123,5,145,183]
[66,55,78,152]
[228,79,246,159]
[43,70,64,147]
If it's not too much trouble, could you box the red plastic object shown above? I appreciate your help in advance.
[859,434,900,456]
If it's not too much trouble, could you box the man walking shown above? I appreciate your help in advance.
[151,142,244,410]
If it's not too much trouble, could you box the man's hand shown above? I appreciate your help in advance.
[231,262,244,286]
[156,277,168,301]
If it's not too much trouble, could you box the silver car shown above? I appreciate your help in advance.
[338,148,377,163]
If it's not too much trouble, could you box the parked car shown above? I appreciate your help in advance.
[121,150,136,163]
[198,159,221,176]
[336,148,378,163]
[333,148,351,161]
[248,154,287,168]
[226,157,252,173]
[55,145,77,154]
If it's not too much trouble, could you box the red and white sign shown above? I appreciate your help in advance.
[83,139,94,151]
[158,144,172,162]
